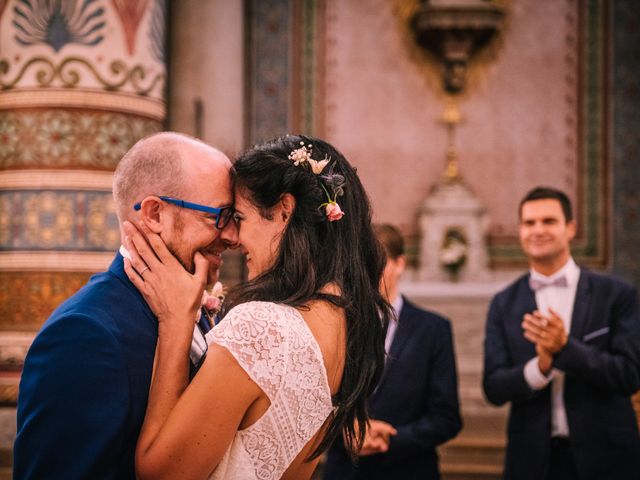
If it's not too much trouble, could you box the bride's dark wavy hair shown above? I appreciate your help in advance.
[225,134,390,460]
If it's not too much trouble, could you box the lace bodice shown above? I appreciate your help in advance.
[205,301,334,480]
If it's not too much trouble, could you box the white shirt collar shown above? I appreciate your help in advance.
[390,294,404,323]
[530,257,580,288]
[119,245,131,260]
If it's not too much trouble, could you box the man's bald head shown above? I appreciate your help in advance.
[112,132,230,222]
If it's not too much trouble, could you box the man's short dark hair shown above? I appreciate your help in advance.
[519,187,573,222]
[373,224,405,260]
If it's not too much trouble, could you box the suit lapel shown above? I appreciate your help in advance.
[517,275,538,357]
[522,274,538,313]
[502,274,538,362]
[387,304,412,364]
[373,301,412,398]
[569,268,591,340]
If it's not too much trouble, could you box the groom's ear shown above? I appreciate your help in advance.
[136,196,166,234]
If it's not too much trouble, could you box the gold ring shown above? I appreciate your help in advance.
[139,266,150,276]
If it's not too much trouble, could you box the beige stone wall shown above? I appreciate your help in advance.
[318,0,578,240]
[168,0,245,157]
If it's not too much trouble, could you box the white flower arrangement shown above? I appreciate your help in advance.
[439,229,467,280]
[439,240,467,267]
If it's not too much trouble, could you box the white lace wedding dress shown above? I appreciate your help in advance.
[205,301,334,480]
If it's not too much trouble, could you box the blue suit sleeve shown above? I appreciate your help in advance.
[553,284,640,394]
[384,320,462,463]
[483,296,537,406]
[14,314,131,480]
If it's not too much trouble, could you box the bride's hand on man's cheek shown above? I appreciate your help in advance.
[122,221,208,333]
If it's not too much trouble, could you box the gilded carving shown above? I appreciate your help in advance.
[393,0,508,102]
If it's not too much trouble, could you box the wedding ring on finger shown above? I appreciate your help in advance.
[541,318,548,327]
[139,266,150,276]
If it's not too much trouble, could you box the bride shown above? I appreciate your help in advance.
[123,135,391,479]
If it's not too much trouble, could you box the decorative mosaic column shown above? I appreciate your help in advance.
[0,0,166,403]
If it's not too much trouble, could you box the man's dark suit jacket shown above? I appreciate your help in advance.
[483,268,640,480]
[324,298,462,480]
[14,253,157,479]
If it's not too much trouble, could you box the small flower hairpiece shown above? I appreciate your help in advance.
[289,140,346,222]
[309,157,330,174]
[289,141,331,174]
[288,141,313,166]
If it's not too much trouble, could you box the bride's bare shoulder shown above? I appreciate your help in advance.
[298,299,346,394]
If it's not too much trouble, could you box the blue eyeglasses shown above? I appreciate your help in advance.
[134,196,234,230]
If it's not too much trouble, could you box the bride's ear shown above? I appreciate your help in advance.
[278,193,296,223]
[135,196,165,233]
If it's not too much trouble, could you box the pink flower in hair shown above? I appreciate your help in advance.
[325,202,345,222]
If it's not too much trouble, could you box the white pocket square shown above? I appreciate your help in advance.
[583,327,609,342]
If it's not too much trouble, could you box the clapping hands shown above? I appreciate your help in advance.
[522,308,568,374]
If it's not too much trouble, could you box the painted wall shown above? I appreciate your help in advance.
[317,0,606,265]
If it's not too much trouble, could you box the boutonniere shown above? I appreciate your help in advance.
[198,281,226,328]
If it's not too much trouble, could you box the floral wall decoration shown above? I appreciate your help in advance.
[1,0,166,101]
[110,0,150,55]
[12,0,106,52]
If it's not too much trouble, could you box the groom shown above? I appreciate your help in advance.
[14,133,238,479]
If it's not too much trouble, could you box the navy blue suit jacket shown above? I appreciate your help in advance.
[324,298,462,480]
[14,253,158,480]
[483,269,640,480]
